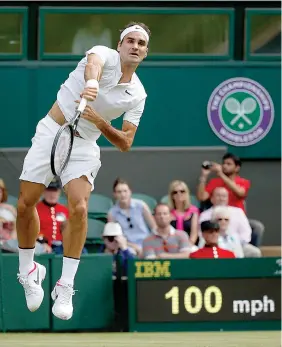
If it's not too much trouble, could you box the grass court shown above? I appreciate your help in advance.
[0,331,280,347]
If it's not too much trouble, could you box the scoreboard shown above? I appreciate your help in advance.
[127,258,281,332]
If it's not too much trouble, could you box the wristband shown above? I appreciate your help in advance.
[85,79,99,91]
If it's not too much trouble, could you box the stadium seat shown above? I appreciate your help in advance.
[132,193,158,212]
[58,194,68,206]
[88,193,113,221]
[160,195,169,204]
[7,195,18,207]
[85,219,106,253]
[86,218,105,241]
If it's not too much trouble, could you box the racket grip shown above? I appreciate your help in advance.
[77,98,87,113]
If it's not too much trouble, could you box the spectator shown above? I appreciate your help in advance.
[190,221,235,259]
[0,216,16,244]
[199,206,244,257]
[100,222,134,277]
[36,178,88,255]
[199,187,261,257]
[196,152,265,246]
[168,180,199,245]
[143,204,192,259]
[108,178,156,257]
[72,16,112,55]
[0,178,17,223]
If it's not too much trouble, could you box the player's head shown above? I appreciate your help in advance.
[117,22,151,65]
[222,152,242,176]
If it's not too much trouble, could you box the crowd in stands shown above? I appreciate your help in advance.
[0,153,265,276]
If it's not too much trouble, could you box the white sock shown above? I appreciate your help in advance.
[19,247,35,275]
[59,257,80,286]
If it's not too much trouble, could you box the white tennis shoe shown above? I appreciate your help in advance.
[51,281,74,320]
[17,262,46,312]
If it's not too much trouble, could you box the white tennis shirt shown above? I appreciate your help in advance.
[57,45,147,143]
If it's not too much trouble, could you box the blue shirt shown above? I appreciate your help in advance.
[99,245,134,276]
[109,199,151,246]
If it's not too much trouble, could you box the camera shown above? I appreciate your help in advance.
[202,161,212,170]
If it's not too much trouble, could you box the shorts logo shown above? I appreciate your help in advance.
[207,77,274,146]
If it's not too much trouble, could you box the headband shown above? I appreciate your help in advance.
[120,25,149,43]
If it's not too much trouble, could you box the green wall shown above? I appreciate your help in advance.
[0,253,114,331]
[0,61,280,158]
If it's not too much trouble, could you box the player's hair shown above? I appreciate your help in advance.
[113,178,131,192]
[222,153,242,167]
[0,178,8,203]
[119,22,151,40]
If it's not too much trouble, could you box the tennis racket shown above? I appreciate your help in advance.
[50,79,98,176]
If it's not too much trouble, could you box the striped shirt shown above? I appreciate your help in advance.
[143,226,190,259]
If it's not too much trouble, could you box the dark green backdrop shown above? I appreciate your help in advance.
[0,61,280,158]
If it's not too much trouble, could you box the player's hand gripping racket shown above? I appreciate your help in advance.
[50,80,98,176]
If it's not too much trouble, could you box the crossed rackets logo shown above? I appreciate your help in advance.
[207,77,274,147]
[224,96,257,129]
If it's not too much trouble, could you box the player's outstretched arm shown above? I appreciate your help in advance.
[77,103,137,151]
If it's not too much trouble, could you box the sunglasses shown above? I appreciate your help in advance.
[105,236,116,242]
[217,218,229,221]
[127,217,133,229]
[172,190,186,195]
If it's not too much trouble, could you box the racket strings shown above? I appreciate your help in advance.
[54,126,72,175]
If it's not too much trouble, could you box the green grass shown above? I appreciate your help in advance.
[0,331,280,347]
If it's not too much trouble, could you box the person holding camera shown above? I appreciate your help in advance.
[197,153,264,247]
[197,153,250,212]
[100,222,135,276]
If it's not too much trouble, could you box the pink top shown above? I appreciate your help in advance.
[171,206,200,231]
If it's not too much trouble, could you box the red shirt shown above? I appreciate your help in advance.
[190,246,235,259]
[205,176,250,212]
[36,201,69,245]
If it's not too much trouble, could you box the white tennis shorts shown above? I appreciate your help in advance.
[19,115,101,190]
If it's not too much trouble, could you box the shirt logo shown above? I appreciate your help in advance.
[207,77,274,147]
[125,90,132,96]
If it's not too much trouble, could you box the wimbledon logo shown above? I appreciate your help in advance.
[207,77,274,146]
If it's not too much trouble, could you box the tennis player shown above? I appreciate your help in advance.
[16,22,150,320]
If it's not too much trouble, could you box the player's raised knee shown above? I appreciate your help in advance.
[17,195,37,215]
[68,200,88,220]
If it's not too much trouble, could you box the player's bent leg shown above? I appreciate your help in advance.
[17,180,47,312]
[51,175,91,320]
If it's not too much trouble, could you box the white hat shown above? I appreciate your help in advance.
[103,222,123,237]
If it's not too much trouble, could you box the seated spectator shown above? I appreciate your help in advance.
[72,16,112,55]
[100,222,134,277]
[36,178,87,254]
[108,178,156,257]
[199,187,261,257]
[168,180,199,245]
[197,152,265,246]
[143,204,193,259]
[199,206,244,258]
[0,216,16,244]
[190,221,235,259]
[0,178,17,223]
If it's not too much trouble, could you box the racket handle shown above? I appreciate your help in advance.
[77,98,87,113]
